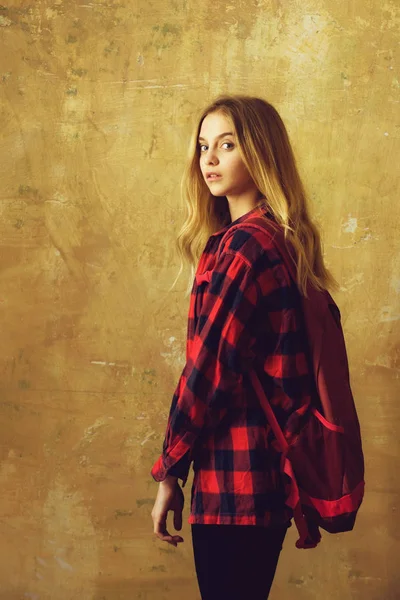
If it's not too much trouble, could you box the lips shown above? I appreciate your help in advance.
[206,173,222,180]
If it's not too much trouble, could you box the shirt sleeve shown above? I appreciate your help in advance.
[150,247,262,487]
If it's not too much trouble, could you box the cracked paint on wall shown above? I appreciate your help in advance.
[0,0,399,598]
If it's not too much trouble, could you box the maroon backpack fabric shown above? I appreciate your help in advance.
[223,217,365,549]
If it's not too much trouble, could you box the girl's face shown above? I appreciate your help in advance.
[198,111,257,199]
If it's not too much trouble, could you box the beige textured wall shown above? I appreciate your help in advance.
[0,1,399,598]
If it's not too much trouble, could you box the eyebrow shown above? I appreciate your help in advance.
[198,132,235,142]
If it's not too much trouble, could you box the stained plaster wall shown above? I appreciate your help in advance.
[0,1,399,599]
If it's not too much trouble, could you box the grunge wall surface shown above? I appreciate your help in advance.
[0,1,399,598]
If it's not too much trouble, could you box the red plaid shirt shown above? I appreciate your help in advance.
[151,205,313,526]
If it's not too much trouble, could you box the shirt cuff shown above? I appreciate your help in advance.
[151,450,192,488]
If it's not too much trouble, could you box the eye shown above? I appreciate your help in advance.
[199,144,208,152]
[222,142,234,149]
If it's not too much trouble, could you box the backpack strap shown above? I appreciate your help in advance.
[249,366,320,549]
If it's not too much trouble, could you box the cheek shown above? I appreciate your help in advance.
[229,156,250,180]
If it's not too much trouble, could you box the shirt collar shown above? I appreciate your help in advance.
[210,203,272,238]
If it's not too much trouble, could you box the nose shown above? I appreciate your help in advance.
[204,147,219,166]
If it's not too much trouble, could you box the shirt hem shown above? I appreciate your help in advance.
[188,513,293,527]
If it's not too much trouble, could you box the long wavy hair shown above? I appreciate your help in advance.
[168,94,338,297]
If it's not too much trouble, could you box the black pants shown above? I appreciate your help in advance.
[191,523,289,600]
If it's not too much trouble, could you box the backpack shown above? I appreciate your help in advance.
[219,217,365,549]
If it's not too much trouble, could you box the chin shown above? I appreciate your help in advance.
[208,185,230,197]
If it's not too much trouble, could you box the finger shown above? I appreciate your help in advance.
[156,531,183,546]
[156,528,184,543]
[154,525,184,545]
[154,517,179,542]
[157,532,176,546]
[173,509,183,531]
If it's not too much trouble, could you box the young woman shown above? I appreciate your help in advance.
[150,94,337,599]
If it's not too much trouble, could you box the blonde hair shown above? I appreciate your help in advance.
[169,94,338,297]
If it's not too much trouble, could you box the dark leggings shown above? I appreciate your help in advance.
[191,523,289,600]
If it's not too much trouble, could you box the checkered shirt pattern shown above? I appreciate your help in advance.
[151,205,313,526]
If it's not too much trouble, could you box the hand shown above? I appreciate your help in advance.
[151,476,185,547]
[305,517,321,544]
[296,517,321,549]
